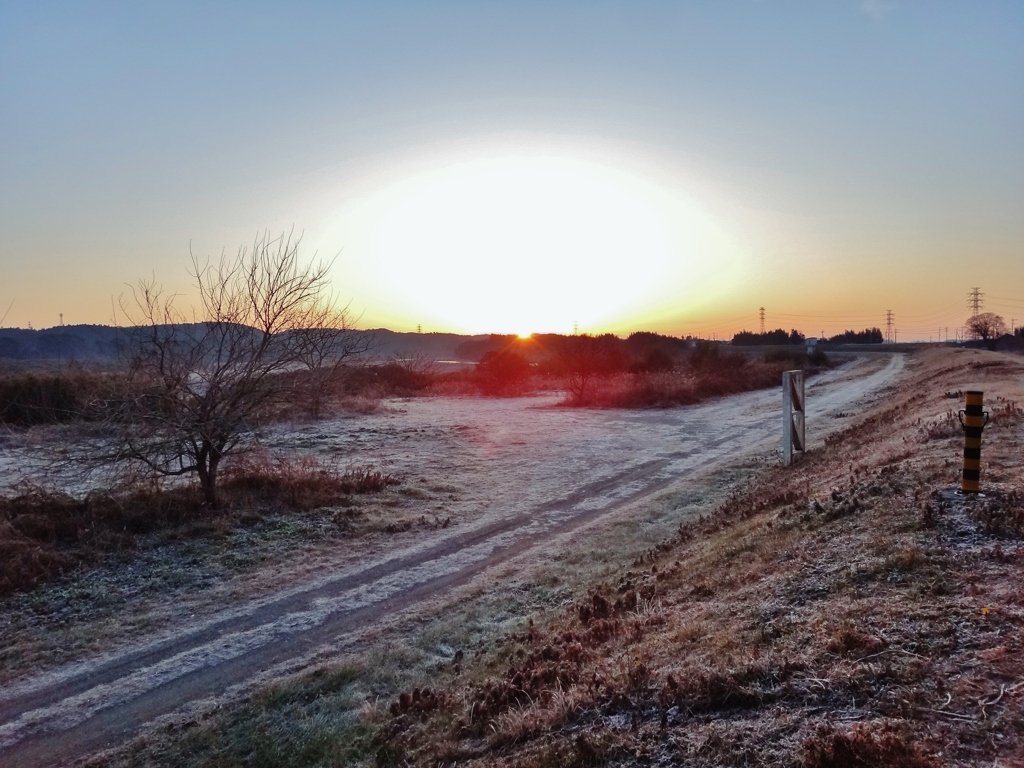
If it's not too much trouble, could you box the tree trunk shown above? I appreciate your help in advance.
[207,452,221,508]
[197,443,221,508]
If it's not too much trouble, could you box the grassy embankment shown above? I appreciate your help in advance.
[90,348,1024,767]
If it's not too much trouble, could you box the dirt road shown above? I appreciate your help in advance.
[0,354,905,767]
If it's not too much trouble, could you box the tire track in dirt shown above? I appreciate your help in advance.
[0,354,904,767]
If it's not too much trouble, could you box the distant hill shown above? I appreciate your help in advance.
[0,325,123,361]
[0,324,493,363]
[363,329,492,361]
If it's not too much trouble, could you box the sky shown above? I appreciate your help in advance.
[1,1,1022,340]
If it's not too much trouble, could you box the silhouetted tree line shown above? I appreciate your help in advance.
[455,335,529,362]
[463,332,700,400]
[827,327,884,344]
[732,328,805,346]
[0,326,121,361]
[455,331,693,366]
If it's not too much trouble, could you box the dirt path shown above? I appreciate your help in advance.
[0,354,905,767]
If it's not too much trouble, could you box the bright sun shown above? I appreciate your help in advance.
[339,153,741,334]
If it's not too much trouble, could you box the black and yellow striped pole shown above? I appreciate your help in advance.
[957,390,989,493]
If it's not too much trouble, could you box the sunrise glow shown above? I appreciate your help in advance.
[2,3,1020,341]
[337,154,745,335]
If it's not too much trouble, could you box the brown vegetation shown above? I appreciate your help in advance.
[0,454,395,596]
[555,340,825,408]
[0,366,116,427]
[371,349,1024,767]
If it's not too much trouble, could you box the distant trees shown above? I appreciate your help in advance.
[732,328,805,346]
[631,348,674,373]
[967,313,1007,350]
[104,230,360,507]
[455,335,519,362]
[552,334,628,405]
[292,305,372,418]
[624,332,685,372]
[475,349,531,395]
[828,328,884,344]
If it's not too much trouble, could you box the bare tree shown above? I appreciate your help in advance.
[106,230,359,507]
[554,334,624,405]
[967,313,1007,350]
[293,304,373,418]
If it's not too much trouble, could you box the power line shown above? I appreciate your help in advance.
[758,307,765,334]
[768,311,881,320]
[885,310,894,344]
[895,299,974,320]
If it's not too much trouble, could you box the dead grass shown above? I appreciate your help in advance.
[799,721,940,767]
[0,366,117,427]
[561,358,809,408]
[0,453,396,596]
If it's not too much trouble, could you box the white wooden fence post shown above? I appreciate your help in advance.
[782,370,805,466]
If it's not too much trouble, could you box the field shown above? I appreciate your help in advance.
[1,348,1021,766]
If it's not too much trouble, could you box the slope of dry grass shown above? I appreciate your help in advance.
[373,348,1024,767]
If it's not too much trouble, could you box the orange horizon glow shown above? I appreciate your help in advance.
[326,151,748,338]
[3,140,1020,345]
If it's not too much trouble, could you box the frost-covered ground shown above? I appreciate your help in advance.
[262,354,899,531]
[0,354,905,767]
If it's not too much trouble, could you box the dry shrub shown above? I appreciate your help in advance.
[661,666,768,713]
[222,452,396,508]
[388,686,445,720]
[562,361,788,409]
[427,371,480,397]
[0,367,115,427]
[990,398,1024,422]
[967,489,1024,537]
[502,730,611,768]
[0,517,73,595]
[0,482,196,595]
[825,622,885,656]
[800,722,939,768]
[602,372,699,408]
[0,455,395,595]
[920,410,960,442]
[341,360,437,398]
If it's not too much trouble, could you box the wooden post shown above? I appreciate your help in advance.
[782,370,805,466]
[958,390,988,493]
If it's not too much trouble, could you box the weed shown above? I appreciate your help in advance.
[0,367,116,427]
[0,454,395,595]
[800,722,939,767]
[825,622,885,656]
[967,489,1024,537]
[920,410,960,442]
